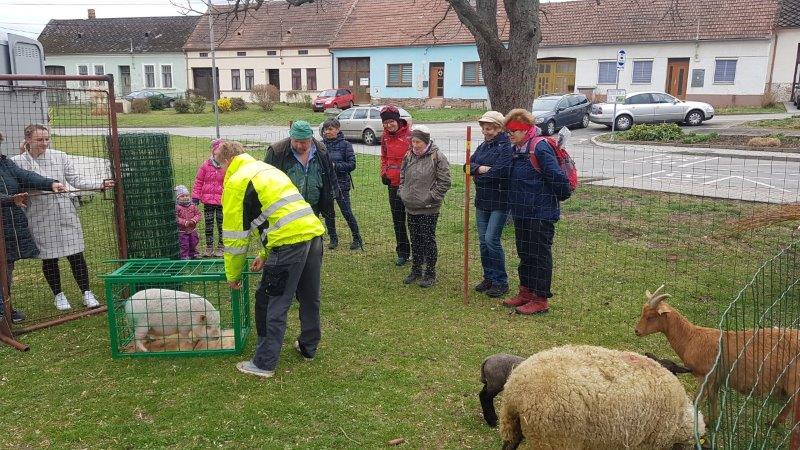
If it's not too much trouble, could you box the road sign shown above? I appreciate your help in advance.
[617,49,627,70]
[606,89,626,104]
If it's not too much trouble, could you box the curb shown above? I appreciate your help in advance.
[590,134,800,163]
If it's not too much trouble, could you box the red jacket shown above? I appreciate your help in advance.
[380,121,410,187]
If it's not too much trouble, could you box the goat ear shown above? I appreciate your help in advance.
[656,303,671,315]
[198,314,206,324]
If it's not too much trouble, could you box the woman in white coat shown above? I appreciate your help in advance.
[13,124,113,311]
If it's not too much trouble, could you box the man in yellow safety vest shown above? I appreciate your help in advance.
[219,140,325,378]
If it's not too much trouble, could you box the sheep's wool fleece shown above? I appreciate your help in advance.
[500,345,699,450]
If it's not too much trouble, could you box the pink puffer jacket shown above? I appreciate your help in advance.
[192,159,224,205]
[176,203,201,233]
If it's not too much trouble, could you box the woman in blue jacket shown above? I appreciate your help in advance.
[469,111,512,298]
[502,109,571,315]
[321,118,362,250]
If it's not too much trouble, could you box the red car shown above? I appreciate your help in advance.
[313,88,354,111]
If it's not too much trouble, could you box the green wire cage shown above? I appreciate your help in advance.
[103,259,251,358]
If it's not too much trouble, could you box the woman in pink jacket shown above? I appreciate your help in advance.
[176,185,201,259]
[192,139,225,257]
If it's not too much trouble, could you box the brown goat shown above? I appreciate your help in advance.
[634,285,800,426]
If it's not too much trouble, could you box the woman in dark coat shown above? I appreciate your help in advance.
[321,118,362,250]
[0,148,64,323]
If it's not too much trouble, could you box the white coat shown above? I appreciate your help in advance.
[11,149,103,259]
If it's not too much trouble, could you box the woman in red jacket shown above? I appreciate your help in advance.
[379,105,411,266]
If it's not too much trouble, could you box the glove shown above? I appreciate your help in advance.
[462,164,468,174]
[381,176,391,186]
[192,198,200,205]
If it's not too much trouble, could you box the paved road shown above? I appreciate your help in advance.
[56,111,800,204]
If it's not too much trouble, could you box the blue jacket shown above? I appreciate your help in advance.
[323,132,356,191]
[508,139,571,221]
[470,132,512,211]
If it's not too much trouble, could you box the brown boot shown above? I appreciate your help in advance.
[503,286,532,308]
[516,295,549,315]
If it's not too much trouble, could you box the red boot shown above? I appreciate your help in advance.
[503,286,533,308]
[516,295,549,315]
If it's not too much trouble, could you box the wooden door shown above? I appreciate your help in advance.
[267,69,280,90]
[666,59,690,100]
[429,63,444,98]
[792,44,800,103]
[338,57,370,104]
[535,59,576,97]
[119,66,131,95]
[192,68,216,100]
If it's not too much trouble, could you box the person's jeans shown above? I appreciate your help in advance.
[408,213,439,276]
[476,208,508,286]
[388,186,410,259]
[324,188,361,242]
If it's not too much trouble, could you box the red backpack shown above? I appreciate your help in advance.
[529,136,578,196]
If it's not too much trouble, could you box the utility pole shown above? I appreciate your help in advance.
[209,10,220,138]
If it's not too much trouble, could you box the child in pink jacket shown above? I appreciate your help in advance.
[176,185,201,260]
[192,138,225,257]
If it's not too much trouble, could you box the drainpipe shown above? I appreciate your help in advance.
[330,50,335,88]
[766,26,779,101]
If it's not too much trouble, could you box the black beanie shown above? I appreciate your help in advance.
[380,107,401,123]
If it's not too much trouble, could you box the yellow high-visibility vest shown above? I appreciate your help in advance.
[222,153,324,282]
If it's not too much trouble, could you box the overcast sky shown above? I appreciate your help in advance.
[0,0,573,39]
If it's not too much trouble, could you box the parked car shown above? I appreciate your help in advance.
[313,88,355,111]
[532,93,592,135]
[590,91,715,131]
[123,90,175,107]
[321,106,412,145]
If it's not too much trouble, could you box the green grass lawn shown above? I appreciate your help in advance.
[744,117,800,130]
[50,103,485,128]
[715,104,787,115]
[1,134,795,448]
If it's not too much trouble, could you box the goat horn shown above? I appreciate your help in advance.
[646,284,671,306]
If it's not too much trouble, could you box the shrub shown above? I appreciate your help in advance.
[131,99,150,114]
[286,90,312,106]
[190,96,206,114]
[231,97,247,111]
[761,90,778,108]
[250,84,279,111]
[681,132,718,145]
[148,95,166,111]
[174,98,191,114]
[618,123,683,141]
[217,97,233,112]
[747,137,781,147]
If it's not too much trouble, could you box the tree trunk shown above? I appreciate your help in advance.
[448,0,541,114]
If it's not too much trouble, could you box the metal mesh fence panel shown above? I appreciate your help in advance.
[0,76,119,335]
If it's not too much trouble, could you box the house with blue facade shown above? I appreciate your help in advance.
[331,0,796,108]
[38,11,199,97]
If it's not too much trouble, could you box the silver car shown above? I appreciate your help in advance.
[324,106,412,145]
[589,91,715,131]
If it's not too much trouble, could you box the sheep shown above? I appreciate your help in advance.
[124,288,222,353]
[480,353,525,427]
[499,344,703,450]
[634,285,800,426]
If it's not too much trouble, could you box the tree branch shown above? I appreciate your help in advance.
[445,0,506,49]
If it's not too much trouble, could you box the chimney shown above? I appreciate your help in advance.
[88,9,96,19]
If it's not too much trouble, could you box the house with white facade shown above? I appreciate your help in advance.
[331,0,795,107]
[38,11,199,97]
[183,1,354,102]
[772,0,800,102]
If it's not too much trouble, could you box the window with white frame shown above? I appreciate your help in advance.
[231,69,241,90]
[144,64,156,88]
[161,65,173,88]
[78,65,89,87]
[462,61,484,86]
[387,64,412,87]
[93,64,105,86]
[598,61,618,84]
[245,69,254,90]
[714,59,737,84]
[631,60,652,84]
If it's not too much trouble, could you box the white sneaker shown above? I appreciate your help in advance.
[83,291,100,308]
[236,361,275,378]
[54,292,71,311]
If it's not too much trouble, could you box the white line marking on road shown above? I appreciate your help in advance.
[677,157,719,168]
[631,170,666,179]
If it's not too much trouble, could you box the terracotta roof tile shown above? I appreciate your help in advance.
[184,0,356,50]
[332,0,780,49]
[39,16,200,55]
